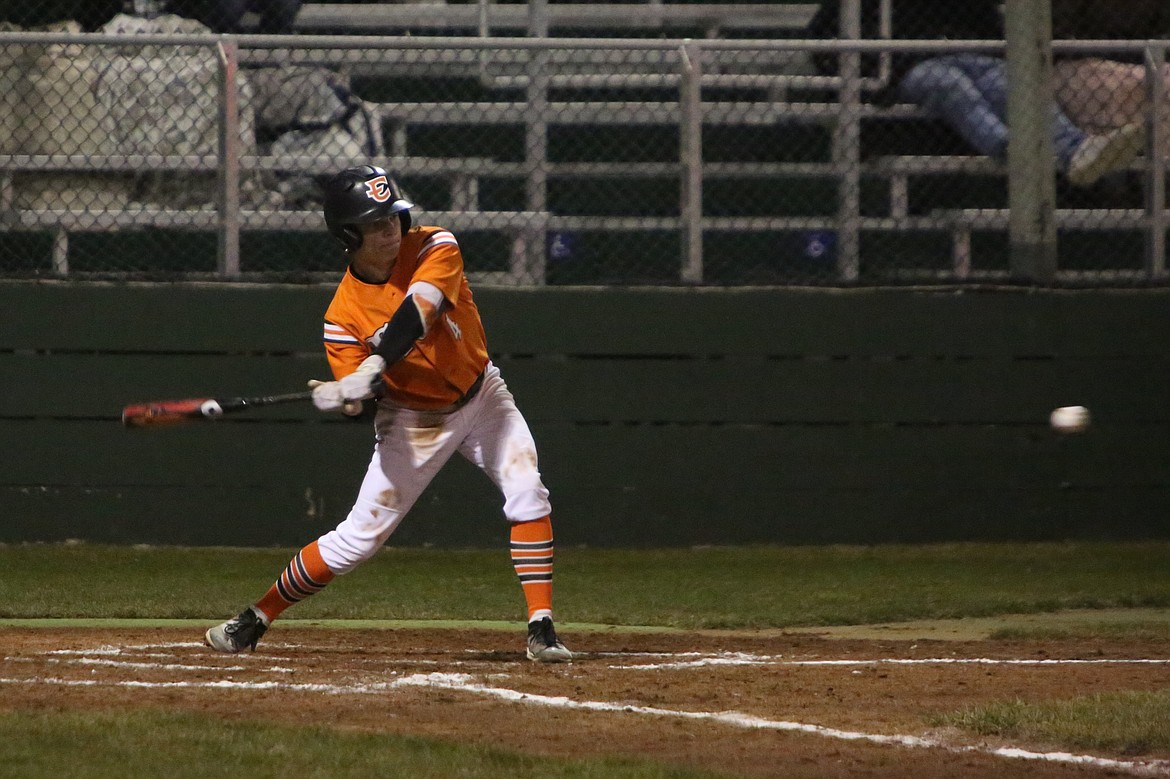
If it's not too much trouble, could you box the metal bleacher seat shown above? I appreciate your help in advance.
[16,3,1143,283]
[292,3,820,38]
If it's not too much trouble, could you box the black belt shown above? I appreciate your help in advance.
[450,369,486,411]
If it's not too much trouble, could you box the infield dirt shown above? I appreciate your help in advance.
[2,625,1168,778]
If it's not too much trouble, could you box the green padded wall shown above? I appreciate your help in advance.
[2,281,1168,547]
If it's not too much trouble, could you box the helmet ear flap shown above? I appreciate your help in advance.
[399,211,411,234]
[340,225,363,251]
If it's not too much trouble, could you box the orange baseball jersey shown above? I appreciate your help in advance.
[321,225,489,409]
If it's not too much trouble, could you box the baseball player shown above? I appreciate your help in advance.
[205,164,571,663]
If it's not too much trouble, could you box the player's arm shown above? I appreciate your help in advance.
[310,322,370,414]
[369,281,446,363]
[337,281,447,401]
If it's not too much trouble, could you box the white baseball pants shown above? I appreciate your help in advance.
[316,362,551,573]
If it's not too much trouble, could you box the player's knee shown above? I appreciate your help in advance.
[316,533,368,573]
[317,534,382,573]
[503,486,551,523]
[318,501,405,572]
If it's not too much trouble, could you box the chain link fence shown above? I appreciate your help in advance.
[0,3,1167,286]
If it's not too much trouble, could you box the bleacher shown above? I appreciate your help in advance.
[291,3,819,38]
[0,2,1161,283]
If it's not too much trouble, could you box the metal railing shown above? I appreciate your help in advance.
[0,31,1167,285]
[293,2,821,37]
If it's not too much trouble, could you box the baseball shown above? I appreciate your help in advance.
[200,400,224,418]
[1050,405,1090,433]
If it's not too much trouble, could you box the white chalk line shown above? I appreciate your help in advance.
[45,641,306,656]
[612,651,1170,671]
[0,676,387,694]
[45,643,205,656]
[4,644,1170,776]
[62,644,1170,672]
[398,672,1170,777]
[4,656,294,673]
[1,670,1168,776]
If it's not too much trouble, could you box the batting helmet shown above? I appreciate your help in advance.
[322,165,414,251]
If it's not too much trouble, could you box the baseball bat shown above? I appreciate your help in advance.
[121,390,314,428]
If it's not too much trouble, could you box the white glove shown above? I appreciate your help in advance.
[339,354,387,401]
[308,379,363,415]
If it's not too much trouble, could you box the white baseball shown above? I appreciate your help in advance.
[200,400,224,418]
[1050,405,1090,433]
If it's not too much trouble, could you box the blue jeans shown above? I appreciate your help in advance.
[897,54,1085,169]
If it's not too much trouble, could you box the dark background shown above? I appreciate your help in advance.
[3,282,1167,547]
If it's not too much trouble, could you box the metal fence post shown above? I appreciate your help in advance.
[1005,0,1056,284]
[1145,45,1166,278]
[680,41,703,283]
[217,39,241,277]
[523,0,550,284]
[833,0,862,282]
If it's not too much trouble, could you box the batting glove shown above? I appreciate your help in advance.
[339,354,387,402]
[307,379,363,415]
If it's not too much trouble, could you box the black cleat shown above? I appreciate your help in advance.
[526,616,572,663]
[204,607,269,653]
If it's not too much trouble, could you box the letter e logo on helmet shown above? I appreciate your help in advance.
[364,175,392,203]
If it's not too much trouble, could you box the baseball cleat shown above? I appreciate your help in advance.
[526,616,572,663]
[204,606,269,653]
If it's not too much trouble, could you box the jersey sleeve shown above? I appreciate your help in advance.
[322,320,367,380]
[410,230,464,305]
[406,280,446,337]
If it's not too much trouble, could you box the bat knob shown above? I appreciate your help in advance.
[200,400,225,418]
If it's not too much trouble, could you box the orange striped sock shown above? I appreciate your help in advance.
[254,540,335,623]
[511,516,554,622]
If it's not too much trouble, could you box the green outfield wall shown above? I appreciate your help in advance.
[2,281,1168,547]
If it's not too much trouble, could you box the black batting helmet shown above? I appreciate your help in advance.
[322,165,414,251]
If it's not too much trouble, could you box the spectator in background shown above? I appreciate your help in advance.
[166,0,302,33]
[808,0,1147,187]
[1053,0,1170,161]
[0,1,121,31]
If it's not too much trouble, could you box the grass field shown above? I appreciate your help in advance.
[1,541,1168,778]
[0,709,728,779]
[2,541,1168,626]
